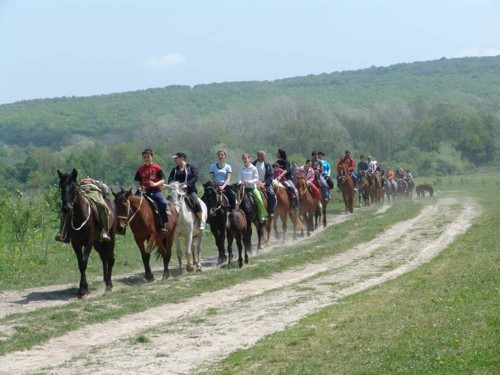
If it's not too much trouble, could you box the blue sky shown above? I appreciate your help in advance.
[0,0,499,105]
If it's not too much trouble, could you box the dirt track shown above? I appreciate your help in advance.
[0,198,478,374]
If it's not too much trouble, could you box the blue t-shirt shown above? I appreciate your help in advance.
[321,159,331,177]
[209,163,232,184]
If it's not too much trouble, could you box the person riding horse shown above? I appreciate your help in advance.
[134,148,168,233]
[357,155,370,183]
[55,176,111,242]
[337,149,358,190]
[209,149,237,219]
[295,160,322,203]
[313,151,331,201]
[252,150,276,218]
[275,148,300,209]
[239,153,268,223]
[168,152,206,230]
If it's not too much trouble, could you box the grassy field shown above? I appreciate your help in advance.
[205,176,500,374]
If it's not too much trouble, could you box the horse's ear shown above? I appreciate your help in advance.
[71,168,78,181]
[126,188,132,197]
[57,169,63,178]
[111,188,116,198]
[203,181,212,188]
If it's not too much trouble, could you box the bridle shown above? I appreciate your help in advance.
[116,193,143,228]
[62,181,92,231]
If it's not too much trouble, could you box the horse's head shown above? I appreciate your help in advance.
[164,182,185,205]
[112,187,132,235]
[202,182,221,217]
[57,169,78,213]
[295,176,307,195]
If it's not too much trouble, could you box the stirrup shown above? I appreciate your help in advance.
[199,222,205,230]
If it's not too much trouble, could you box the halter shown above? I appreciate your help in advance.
[206,186,223,216]
[116,193,143,227]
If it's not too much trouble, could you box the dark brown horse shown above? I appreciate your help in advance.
[57,169,116,297]
[231,183,266,252]
[416,184,434,198]
[113,188,178,281]
[295,176,316,236]
[271,180,299,243]
[340,163,355,214]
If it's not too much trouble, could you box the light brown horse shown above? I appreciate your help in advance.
[313,172,329,228]
[369,171,384,204]
[295,176,317,236]
[358,173,371,207]
[113,188,178,281]
[340,163,355,214]
[271,180,299,243]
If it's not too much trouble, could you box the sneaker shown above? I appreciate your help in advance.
[269,213,275,218]
[159,227,168,233]
[318,202,323,209]
[354,188,358,191]
[260,218,267,224]
[101,232,111,242]
[199,222,205,230]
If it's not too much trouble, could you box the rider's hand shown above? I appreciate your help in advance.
[181,184,188,190]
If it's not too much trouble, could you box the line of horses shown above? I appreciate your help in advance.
[57,164,424,297]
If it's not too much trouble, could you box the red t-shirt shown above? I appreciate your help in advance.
[337,157,355,173]
[134,163,165,192]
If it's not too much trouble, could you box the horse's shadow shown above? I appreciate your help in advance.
[14,287,80,305]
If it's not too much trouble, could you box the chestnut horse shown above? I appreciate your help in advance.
[58,169,116,297]
[295,176,316,236]
[313,172,329,228]
[271,180,299,243]
[369,172,384,204]
[340,163,355,213]
[358,173,371,207]
[113,188,178,281]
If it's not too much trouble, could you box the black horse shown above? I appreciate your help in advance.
[202,182,234,266]
[57,169,116,297]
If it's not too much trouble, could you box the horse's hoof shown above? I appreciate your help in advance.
[105,286,113,292]
[162,273,170,280]
[77,290,88,299]
[187,264,194,273]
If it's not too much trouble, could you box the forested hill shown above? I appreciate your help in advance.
[0,55,499,189]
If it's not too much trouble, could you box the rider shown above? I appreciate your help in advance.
[209,149,236,214]
[252,150,276,218]
[317,151,334,191]
[367,156,378,175]
[295,160,321,201]
[55,177,111,243]
[396,166,408,191]
[275,149,300,209]
[134,148,168,233]
[168,152,205,230]
[337,149,357,190]
[239,153,268,223]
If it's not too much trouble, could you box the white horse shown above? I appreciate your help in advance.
[164,182,207,273]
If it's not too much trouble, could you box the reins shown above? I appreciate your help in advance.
[70,186,92,231]
[117,193,143,225]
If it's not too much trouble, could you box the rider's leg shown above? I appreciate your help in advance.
[152,191,169,232]
[266,184,277,216]
[190,192,205,230]
[251,187,268,222]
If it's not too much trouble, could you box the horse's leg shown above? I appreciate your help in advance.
[74,243,91,298]
[185,230,194,273]
[97,241,115,292]
[134,236,154,282]
[175,235,183,274]
[226,228,234,267]
[160,235,173,280]
[323,203,327,227]
[212,224,224,266]
[273,216,280,240]
[280,211,288,244]
[255,220,264,251]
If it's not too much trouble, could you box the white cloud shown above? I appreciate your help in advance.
[457,47,500,58]
[145,53,186,69]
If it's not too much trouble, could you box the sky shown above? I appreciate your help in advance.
[0,0,499,105]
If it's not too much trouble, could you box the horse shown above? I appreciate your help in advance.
[407,179,415,198]
[369,172,384,204]
[202,182,232,266]
[231,183,266,252]
[383,177,397,203]
[113,188,178,281]
[295,176,316,236]
[416,184,434,198]
[57,169,116,298]
[340,163,355,214]
[358,173,371,207]
[396,179,409,200]
[313,172,329,228]
[164,182,207,273]
[271,179,299,243]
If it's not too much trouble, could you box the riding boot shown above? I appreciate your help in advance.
[196,211,205,230]
[55,215,70,243]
